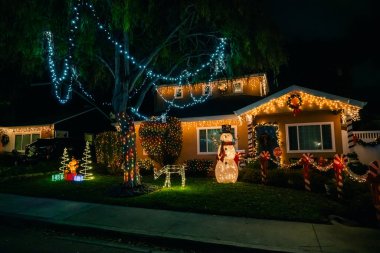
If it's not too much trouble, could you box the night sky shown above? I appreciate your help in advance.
[265,0,379,118]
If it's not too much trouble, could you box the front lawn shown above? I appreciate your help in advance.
[0,173,375,226]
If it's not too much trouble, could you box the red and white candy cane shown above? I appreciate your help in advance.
[368,160,380,224]
[300,153,314,191]
[333,154,347,199]
[259,151,271,184]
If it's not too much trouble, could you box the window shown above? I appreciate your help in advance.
[197,126,237,154]
[174,87,183,99]
[15,133,40,151]
[202,84,212,96]
[233,82,243,93]
[286,122,335,153]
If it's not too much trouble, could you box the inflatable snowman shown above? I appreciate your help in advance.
[215,125,239,183]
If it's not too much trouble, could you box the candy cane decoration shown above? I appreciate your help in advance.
[368,160,380,224]
[346,114,355,151]
[333,154,347,199]
[259,151,270,184]
[300,153,314,191]
[247,116,254,157]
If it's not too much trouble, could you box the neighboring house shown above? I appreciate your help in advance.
[0,84,113,154]
[134,73,367,165]
[0,108,113,153]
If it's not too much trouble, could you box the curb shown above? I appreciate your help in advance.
[0,212,288,253]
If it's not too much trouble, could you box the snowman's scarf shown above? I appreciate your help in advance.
[218,141,235,162]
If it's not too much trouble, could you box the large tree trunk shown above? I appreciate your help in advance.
[117,112,140,187]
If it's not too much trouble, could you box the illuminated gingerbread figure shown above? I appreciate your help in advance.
[67,156,79,174]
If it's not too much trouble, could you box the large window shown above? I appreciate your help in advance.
[15,133,40,151]
[197,126,237,154]
[286,122,335,153]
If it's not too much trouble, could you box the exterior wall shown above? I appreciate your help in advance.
[155,74,267,112]
[254,110,343,163]
[135,116,248,166]
[0,125,54,153]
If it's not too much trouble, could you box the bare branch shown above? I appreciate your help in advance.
[95,54,115,78]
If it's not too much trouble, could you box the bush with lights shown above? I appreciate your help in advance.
[137,158,155,176]
[185,159,214,177]
[139,117,182,167]
[94,131,123,175]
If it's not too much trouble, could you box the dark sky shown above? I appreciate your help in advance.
[264,0,380,116]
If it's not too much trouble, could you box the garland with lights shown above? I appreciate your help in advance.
[355,137,380,147]
[287,93,302,116]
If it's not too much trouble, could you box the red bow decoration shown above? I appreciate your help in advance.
[300,153,314,165]
[333,154,347,171]
[260,151,271,161]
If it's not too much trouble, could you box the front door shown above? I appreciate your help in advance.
[254,124,279,158]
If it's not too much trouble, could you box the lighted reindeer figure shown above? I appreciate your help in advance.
[154,164,186,187]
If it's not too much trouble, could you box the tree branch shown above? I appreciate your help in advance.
[95,54,115,78]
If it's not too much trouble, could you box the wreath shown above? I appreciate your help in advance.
[1,134,9,146]
[287,93,302,116]
[217,82,228,92]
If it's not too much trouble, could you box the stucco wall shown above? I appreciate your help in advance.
[254,110,343,163]
[135,118,248,165]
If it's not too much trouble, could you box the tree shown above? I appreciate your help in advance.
[80,141,94,180]
[59,147,70,174]
[1,0,287,187]
[139,117,182,167]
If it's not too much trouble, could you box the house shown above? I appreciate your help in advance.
[134,74,366,164]
[0,85,113,154]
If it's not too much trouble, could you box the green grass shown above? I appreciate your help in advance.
[1,173,372,226]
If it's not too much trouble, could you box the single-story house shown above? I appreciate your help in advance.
[0,85,113,153]
[134,74,366,164]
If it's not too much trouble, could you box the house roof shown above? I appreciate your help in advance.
[234,85,367,118]
[0,85,111,128]
[160,95,262,118]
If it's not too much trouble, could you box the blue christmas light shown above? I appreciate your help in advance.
[44,0,227,117]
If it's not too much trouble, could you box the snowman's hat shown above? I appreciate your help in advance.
[222,124,232,133]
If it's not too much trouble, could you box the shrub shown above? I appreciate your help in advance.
[137,158,155,176]
[185,159,214,177]
[94,131,123,175]
[139,117,182,166]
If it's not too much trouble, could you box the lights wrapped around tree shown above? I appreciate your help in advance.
[287,93,302,116]
[52,147,69,181]
[215,125,239,183]
[80,141,94,180]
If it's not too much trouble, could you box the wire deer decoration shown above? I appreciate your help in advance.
[154,164,186,187]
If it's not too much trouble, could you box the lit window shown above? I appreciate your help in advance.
[286,122,335,153]
[202,84,212,96]
[15,133,40,151]
[197,126,237,154]
[233,82,243,93]
[174,87,183,99]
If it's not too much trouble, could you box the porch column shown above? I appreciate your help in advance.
[247,115,255,157]
[346,114,355,152]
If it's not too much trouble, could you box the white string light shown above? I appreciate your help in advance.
[44,0,227,105]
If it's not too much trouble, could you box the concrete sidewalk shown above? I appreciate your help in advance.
[0,193,379,253]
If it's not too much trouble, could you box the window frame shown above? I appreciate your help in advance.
[202,84,212,96]
[14,132,41,151]
[174,86,183,99]
[233,82,243,93]
[285,122,335,153]
[196,125,238,155]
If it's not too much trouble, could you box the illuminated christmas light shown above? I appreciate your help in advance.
[44,1,227,105]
